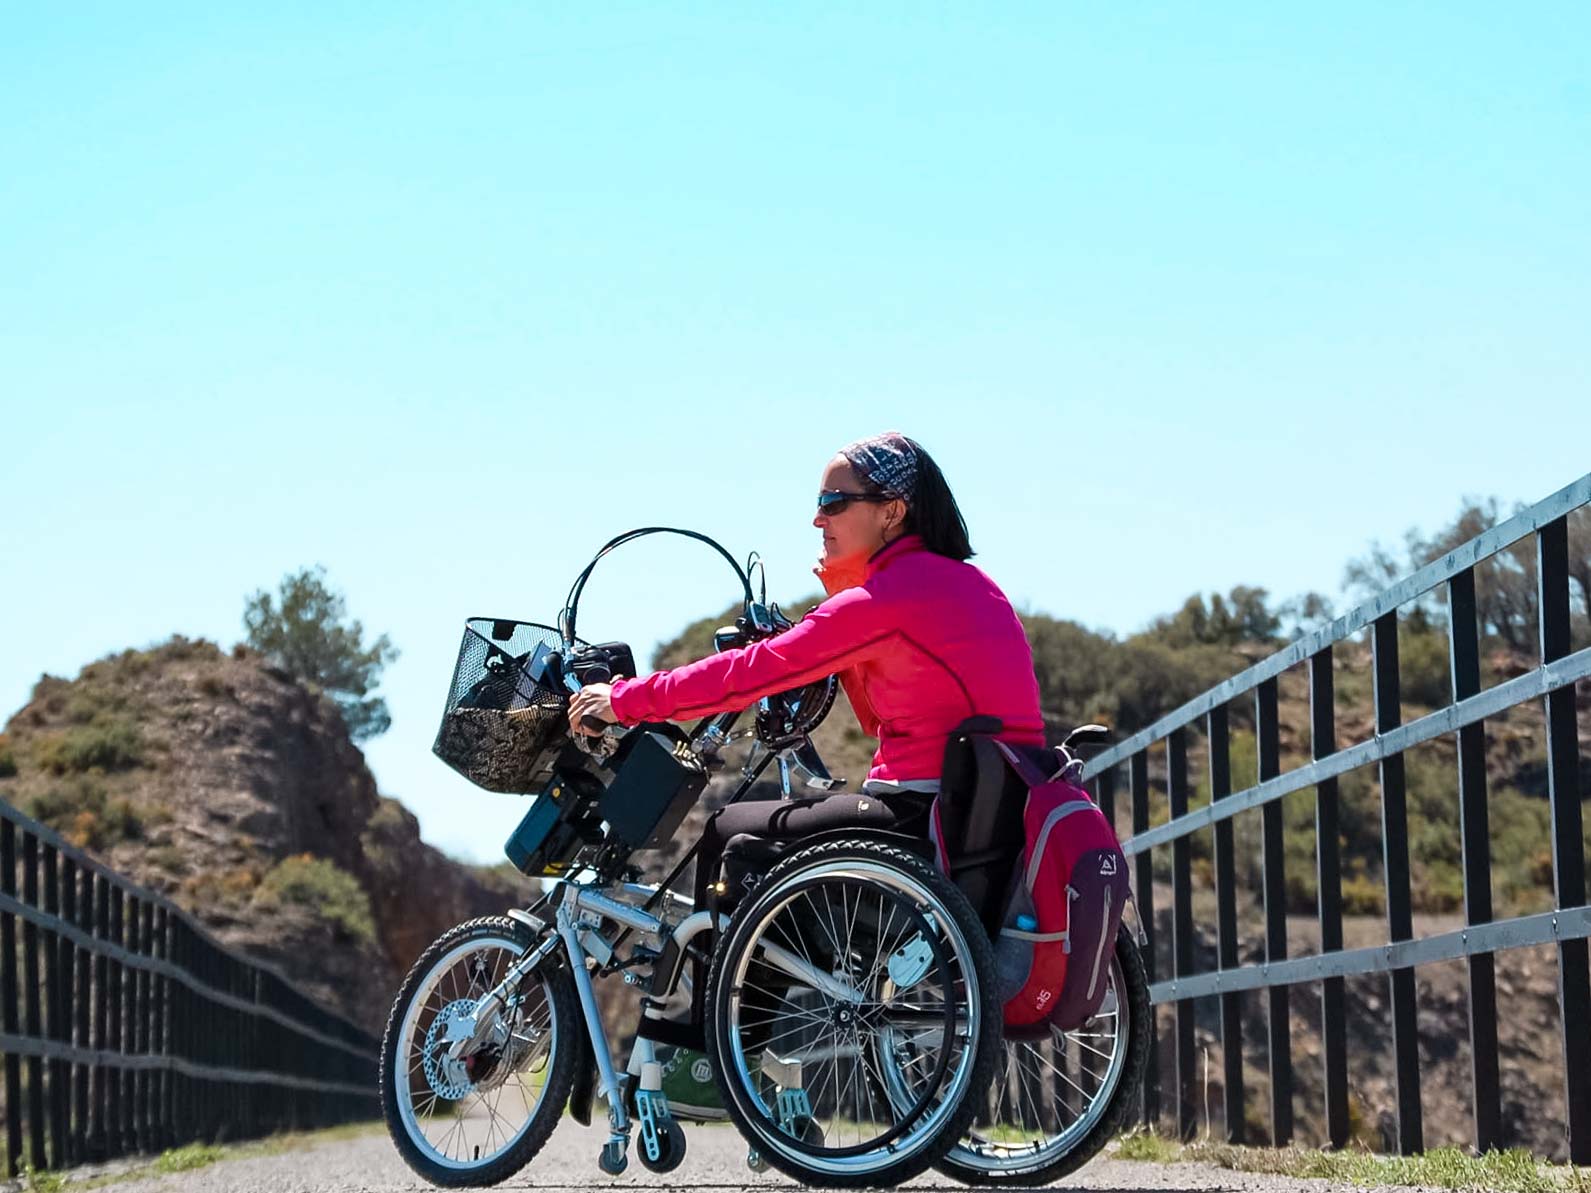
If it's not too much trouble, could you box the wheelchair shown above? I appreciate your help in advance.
[379,532,1146,1187]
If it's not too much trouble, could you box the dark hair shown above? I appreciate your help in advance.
[844,436,974,561]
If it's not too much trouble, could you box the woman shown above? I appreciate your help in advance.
[569,430,1045,894]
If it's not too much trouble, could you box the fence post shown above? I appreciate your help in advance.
[1208,704,1244,1142]
[71,866,92,1164]
[151,905,169,1151]
[1129,750,1159,1126]
[91,873,109,1161]
[2,820,22,1177]
[22,833,47,1170]
[1256,676,1292,1145]
[108,884,128,1158]
[1449,566,1501,1152]
[1310,646,1349,1149]
[129,896,143,1156]
[1372,611,1423,1154]
[1168,729,1197,1141]
[43,847,66,1170]
[1537,516,1591,1163]
[58,857,79,1167]
[1096,767,1117,837]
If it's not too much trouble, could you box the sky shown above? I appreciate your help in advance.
[3,4,1588,862]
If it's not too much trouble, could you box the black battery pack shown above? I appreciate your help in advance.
[503,769,605,877]
[599,727,708,851]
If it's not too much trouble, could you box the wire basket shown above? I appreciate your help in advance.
[433,619,580,794]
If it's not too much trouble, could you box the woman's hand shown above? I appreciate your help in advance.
[568,681,622,735]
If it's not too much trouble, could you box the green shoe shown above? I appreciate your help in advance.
[657,1044,725,1120]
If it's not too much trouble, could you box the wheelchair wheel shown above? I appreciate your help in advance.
[932,927,1151,1185]
[705,838,1001,1188]
[381,917,576,1187]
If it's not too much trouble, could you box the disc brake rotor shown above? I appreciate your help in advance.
[422,999,479,1100]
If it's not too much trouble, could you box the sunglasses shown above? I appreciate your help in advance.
[817,489,895,516]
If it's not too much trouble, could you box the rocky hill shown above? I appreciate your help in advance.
[0,636,531,1037]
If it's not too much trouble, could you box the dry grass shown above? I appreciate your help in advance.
[1114,1131,1591,1193]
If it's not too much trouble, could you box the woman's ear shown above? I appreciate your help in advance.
[885,497,908,537]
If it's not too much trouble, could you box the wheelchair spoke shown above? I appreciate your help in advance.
[768,906,821,974]
[802,888,844,962]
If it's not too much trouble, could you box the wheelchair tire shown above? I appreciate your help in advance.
[934,927,1151,1185]
[705,837,1002,1188]
[381,916,577,1188]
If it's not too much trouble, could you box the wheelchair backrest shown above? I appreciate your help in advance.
[934,718,1036,933]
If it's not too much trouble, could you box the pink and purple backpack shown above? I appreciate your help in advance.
[931,728,1130,1034]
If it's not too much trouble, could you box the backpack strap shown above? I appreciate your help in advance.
[992,739,1052,787]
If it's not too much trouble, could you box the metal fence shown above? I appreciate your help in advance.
[0,798,379,1176]
[1081,472,1591,1164]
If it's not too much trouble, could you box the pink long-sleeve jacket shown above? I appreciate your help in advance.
[609,534,1045,782]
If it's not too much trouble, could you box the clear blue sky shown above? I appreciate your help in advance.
[3,4,1587,862]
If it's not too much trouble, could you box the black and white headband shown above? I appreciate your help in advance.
[842,432,920,501]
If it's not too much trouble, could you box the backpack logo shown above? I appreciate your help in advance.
[1100,854,1117,876]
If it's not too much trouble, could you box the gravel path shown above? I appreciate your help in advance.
[95,1121,1427,1193]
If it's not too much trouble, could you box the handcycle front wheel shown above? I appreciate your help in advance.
[704,837,1002,1188]
[380,916,576,1188]
[933,927,1151,1185]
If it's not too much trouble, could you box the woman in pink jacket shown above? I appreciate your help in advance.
[569,431,1045,899]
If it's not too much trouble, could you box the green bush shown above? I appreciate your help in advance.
[35,722,144,774]
[1399,625,1451,708]
[24,778,143,851]
[256,855,376,943]
[155,1143,226,1173]
[1340,872,1386,915]
[0,736,16,779]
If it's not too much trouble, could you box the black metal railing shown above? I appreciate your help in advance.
[0,799,378,1176]
[1082,472,1591,1164]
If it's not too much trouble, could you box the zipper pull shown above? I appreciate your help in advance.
[1063,886,1079,953]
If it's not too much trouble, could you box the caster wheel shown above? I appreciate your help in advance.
[746,1147,769,1173]
[598,1140,628,1176]
[640,1121,687,1174]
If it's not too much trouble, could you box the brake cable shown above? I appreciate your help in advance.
[557,527,755,648]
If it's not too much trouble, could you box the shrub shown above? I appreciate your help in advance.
[148,845,187,874]
[1399,625,1451,708]
[150,635,217,664]
[24,778,143,851]
[255,855,375,943]
[183,868,257,910]
[1340,873,1386,915]
[0,737,16,779]
[35,722,144,774]
[155,1143,225,1173]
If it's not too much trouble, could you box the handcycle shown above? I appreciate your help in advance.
[378,528,1148,1187]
